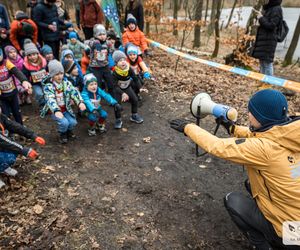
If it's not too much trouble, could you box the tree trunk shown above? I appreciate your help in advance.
[193,0,203,48]
[212,0,222,57]
[283,14,300,66]
[225,0,238,29]
[246,0,265,35]
[207,0,217,36]
[16,0,27,12]
[204,0,209,25]
[173,0,178,36]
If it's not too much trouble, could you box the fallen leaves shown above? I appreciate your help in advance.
[32,204,43,215]
[143,137,151,143]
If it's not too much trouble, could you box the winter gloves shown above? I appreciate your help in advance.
[170,119,190,133]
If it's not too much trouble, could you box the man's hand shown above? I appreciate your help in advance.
[48,24,56,32]
[55,111,64,119]
[170,119,190,133]
[35,136,46,146]
[78,102,86,111]
[215,117,235,135]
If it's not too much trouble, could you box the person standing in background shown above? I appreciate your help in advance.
[80,0,104,40]
[34,0,61,59]
[251,0,283,76]
[0,4,10,30]
[124,0,144,32]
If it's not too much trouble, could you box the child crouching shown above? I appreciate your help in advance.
[41,60,86,144]
[112,50,143,129]
[81,73,118,136]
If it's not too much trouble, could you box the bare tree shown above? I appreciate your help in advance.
[283,14,300,66]
[212,0,222,57]
[204,0,209,24]
[225,0,238,29]
[193,0,204,48]
[207,0,217,36]
[173,0,179,36]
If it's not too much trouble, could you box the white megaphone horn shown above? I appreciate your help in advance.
[190,93,238,122]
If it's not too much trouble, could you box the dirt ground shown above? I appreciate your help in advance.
[1,46,300,250]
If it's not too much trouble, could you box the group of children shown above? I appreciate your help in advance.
[0,12,153,187]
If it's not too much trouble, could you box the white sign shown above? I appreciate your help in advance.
[283,221,300,246]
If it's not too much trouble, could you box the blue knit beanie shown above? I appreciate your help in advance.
[248,89,288,126]
[69,31,77,40]
[41,45,53,56]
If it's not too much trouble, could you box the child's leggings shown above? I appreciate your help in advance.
[0,93,23,125]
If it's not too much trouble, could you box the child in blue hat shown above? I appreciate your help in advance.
[67,31,86,64]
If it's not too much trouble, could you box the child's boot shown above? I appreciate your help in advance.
[0,178,5,189]
[4,167,18,177]
[88,124,97,136]
[59,132,68,144]
[67,130,76,140]
[130,113,144,124]
[96,122,107,134]
[114,118,123,129]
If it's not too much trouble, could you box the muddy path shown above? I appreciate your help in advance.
[0,82,251,250]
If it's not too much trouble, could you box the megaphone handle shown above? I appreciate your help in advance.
[196,105,201,157]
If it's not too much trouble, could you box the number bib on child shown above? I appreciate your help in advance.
[118,79,131,90]
[55,91,65,108]
[91,98,100,109]
[0,77,15,94]
[96,51,107,61]
[31,69,47,84]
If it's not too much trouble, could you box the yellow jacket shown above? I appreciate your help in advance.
[184,119,300,237]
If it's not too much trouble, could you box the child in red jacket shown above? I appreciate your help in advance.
[122,14,149,56]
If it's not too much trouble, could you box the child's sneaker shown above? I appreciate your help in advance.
[96,123,107,133]
[130,113,144,124]
[114,119,123,129]
[88,128,96,136]
[0,179,5,189]
[59,132,68,144]
[67,130,76,140]
[4,167,18,177]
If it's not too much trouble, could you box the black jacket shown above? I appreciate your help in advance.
[252,2,283,63]
[124,3,144,32]
[34,1,61,42]
[0,113,36,155]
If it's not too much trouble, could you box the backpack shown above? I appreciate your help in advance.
[277,19,289,43]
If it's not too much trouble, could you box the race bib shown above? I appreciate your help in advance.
[96,50,107,61]
[118,79,131,89]
[31,69,47,83]
[0,77,15,93]
[55,91,65,107]
[91,98,100,109]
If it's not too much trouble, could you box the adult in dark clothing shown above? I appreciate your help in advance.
[80,0,105,40]
[124,0,144,32]
[251,0,283,76]
[0,105,45,188]
[34,0,62,59]
[0,4,9,30]
[27,0,38,19]
[0,28,11,51]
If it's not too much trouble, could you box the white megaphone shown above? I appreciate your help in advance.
[190,93,238,122]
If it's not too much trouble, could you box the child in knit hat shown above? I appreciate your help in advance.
[40,45,54,63]
[22,41,48,107]
[122,14,149,56]
[4,45,30,105]
[67,31,86,64]
[81,73,118,136]
[88,25,115,95]
[41,60,86,144]
[63,60,83,91]
[61,46,83,78]
[112,50,143,129]
[125,43,152,81]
